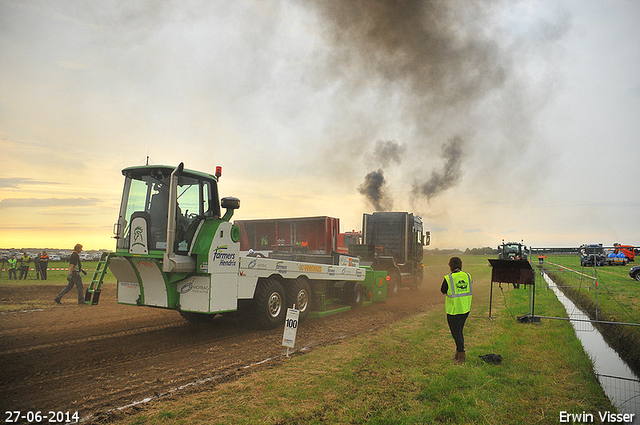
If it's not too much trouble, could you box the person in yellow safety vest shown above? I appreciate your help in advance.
[441,256,472,365]
[8,255,17,280]
[19,252,30,280]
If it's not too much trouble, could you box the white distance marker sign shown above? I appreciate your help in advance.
[282,308,300,349]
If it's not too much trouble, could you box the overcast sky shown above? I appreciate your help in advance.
[1,0,638,251]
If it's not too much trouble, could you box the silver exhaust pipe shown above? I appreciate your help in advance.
[163,162,184,272]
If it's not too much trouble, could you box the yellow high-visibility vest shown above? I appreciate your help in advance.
[445,271,472,315]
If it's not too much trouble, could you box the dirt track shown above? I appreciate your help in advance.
[0,279,443,424]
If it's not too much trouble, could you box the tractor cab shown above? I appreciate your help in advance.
[498,241,528,261]
[114,165,222,257]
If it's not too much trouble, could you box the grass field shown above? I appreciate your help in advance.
[95,254,616,425]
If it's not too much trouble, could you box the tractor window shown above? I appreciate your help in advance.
[174,177,215,253]
[126,178,150,221]
[148,182,170,248]
[175,179,200,252]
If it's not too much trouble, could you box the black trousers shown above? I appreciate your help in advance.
[447,312,470,352]
[55,273,84,304]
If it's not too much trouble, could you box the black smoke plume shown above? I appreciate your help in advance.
[373,140,406,168]
[359,169,393,212]
[307,0,508,107]
[309,0,565,207]
[412,135,464,200]
[359,140,405,210]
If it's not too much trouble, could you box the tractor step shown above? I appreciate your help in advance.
[85,252,111,304]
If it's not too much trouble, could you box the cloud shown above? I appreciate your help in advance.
[0,178,48,188]
[0,198,101,209]
[464,229,482,234]
[57,60,89,70]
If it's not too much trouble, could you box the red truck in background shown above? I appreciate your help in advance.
[615,244,635,262]
[337,231,362,254]
[236,216,340,254]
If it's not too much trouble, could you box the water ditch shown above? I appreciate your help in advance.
[541,272,640,421]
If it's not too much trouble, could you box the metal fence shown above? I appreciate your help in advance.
[596,374,640,418]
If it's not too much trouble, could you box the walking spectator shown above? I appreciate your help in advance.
[19,252,30,280]
[8,255,17,279]
[39,251,50,280]
[54,244,86,305]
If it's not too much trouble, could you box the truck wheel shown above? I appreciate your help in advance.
[253,277,286,329]
[411,273,423,291]
[284,278,311,321]
[411,280,422,291]
[343,282,363,307]
[388,272,401,297]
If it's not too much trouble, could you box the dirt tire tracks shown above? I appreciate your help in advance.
[0,281,442,423]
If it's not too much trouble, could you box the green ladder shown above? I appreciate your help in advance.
[84,251,112,305]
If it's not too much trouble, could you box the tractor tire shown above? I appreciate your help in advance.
[343,282,363,307]
[253,277,287,330]
[284,278,312,322]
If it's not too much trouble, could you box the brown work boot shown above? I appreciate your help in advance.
[454,351,466,365]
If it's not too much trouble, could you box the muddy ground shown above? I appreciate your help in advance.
[0,279,443,424]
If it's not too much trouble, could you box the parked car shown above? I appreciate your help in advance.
[630,265,640,281]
